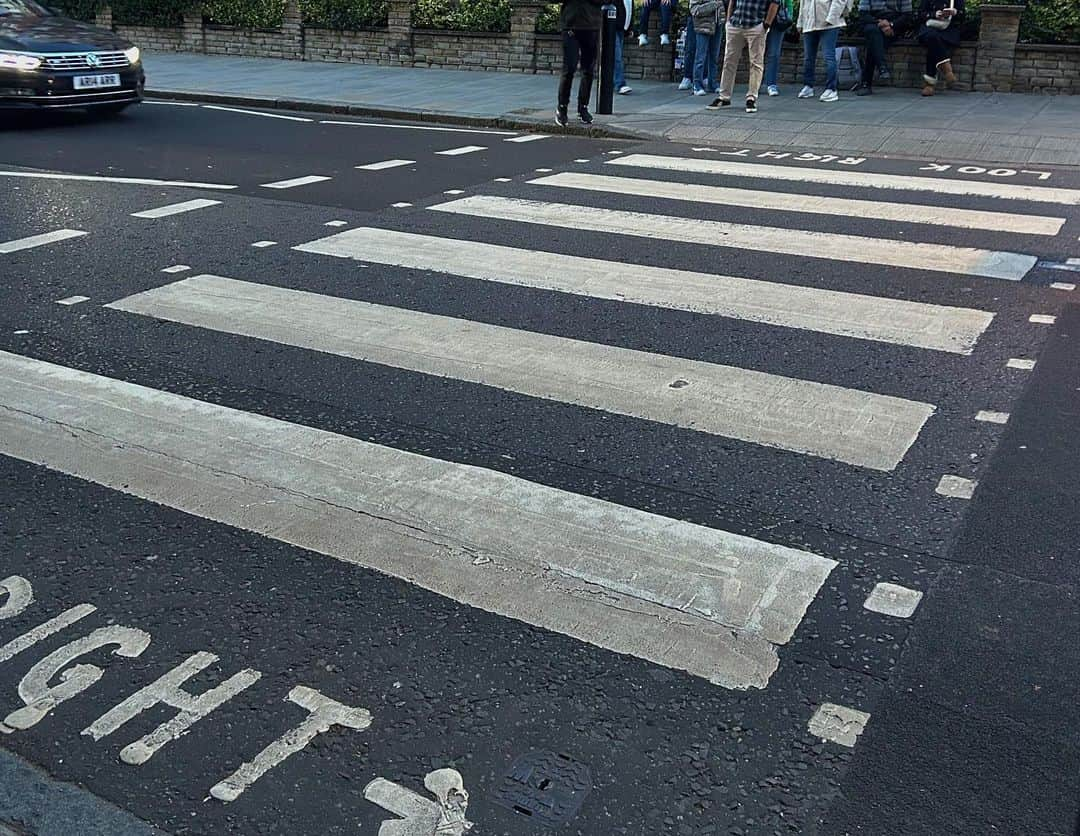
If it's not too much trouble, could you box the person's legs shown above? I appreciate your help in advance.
[706,28,723,90]
[821,26,840,90]
[802,30,819,87]
[745,23,766,100]
[639,0,656,40]
[576,28,599,109]
[718,23,744,101]
[693,30,711,90]
[764,25,784,87]
[558,29,580,108]
[861,21,884,84]
[682,14,697,81]
[659,0,674,36]
[614,29,626,88]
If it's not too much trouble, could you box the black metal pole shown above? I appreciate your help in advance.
[598,4,617,115]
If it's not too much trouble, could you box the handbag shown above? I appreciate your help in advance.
[772,3,792,31]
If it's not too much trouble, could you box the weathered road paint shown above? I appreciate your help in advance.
[0,576,33,620]
[365,769,474,835]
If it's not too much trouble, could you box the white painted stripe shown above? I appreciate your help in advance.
[320,120,516,135]
[295,227,994,354]
[0,171,237,190]
[108,275,935,470]
[494,177,513,182]
[162,265,191,274]
[529,172,1066,236]
[131,198,222,219]
[975,410,1010,424]
[1007,358,1036,370]
[0,350,838,689]
[144,100,200,107]
[936,474,977,499]
[260,175,331,190]
[506,134,550,143]
[863,582,923,618]
[202,104,313,123]
[251,241,277,248]
[391,202,412,208]
[1029,314,1056,324]
[1051,282,1076,291]
[0,229,86,254]
[56,296,90,306]
[324,220,348,227]
[607,154,1080,205]
[444,189,465,195]
[809,703,870,747]
[430,196,1038,282]
[435,145,486,156]
[355,159,415,171]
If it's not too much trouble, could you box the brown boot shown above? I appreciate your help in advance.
[939,60,957,85]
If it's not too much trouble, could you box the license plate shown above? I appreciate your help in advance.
[74,74,121,90]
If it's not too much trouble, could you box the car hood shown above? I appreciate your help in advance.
[0,13,131,52]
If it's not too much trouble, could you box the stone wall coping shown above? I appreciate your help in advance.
[412,27,512,37]
[977,3,1026,10]
[306,24,390,33]
[1016,42,1080,54]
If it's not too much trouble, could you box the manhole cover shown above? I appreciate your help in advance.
[493,750,591,827]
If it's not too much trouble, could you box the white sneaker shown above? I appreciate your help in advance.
[677,77,693,91]
[660,33,671,45]
[693,86,708,96]
[820,88,838,102]
[766,84,780,96]
[797,85,814,98]
[638,34,649,46]
[618,85,633,95]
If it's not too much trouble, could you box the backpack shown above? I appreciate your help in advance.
[835,46,862,87]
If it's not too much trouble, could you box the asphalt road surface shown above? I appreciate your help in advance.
[1,101,1078,836]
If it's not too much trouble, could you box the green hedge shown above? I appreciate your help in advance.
[203,0,286,27]
[113,0,188,26]
[413,0,511,31]
[301,0,388,27]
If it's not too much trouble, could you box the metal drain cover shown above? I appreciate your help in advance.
[493,750,592,827]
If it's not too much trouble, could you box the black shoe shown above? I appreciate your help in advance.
[555,106,568,127]
[706,97,730,110]
[745,98,757,113]
[855,83,873,96]
[578,106,593,125]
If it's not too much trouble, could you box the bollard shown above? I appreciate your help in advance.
[598,4,618,115]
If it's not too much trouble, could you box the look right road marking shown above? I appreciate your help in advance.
[0,350,837,690]
[607,154,1080,205]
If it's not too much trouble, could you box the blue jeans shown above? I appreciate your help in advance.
[682,14,697,79]
[614,29,625,87]
[802,27,840,90]
[640,0,675,37]
[693,29,722,90]
[764,25,785,86]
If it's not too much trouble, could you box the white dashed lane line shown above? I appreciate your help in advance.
[260,175,332,190]
[355,160,415,171]
[56,296,90,306]
[131,199,222,219]
[0,229,87,254]
[505,134,550,143]
[435,145,487,156]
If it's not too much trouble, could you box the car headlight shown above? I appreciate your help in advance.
[123,46,141,65]
[0,52,43,71]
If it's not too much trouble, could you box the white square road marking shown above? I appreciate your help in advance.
[260,175,331,189]
[56,296,90,306]
[1007,358,1036,370]
[1029,314,1057,325]
[975,410,1010,424]
[435,145,486,156]
[355,159,415,171]
[936,474,978,499]
[808,703,870,748]
[863,582,924,618]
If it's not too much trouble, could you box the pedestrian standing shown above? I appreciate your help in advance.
[690,0,723,95]
[710,0,779,113]
[763,0,792,95]
[917,0,964,96]
[614,0,635,94]
[556,0,604,126]
[638,0,676,45]
[678,14,698,90]
[796,0,852,102]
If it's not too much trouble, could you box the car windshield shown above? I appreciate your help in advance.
[0,0,50,16]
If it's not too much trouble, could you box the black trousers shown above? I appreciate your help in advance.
[918,28,954,78]
[558,29,599,109]
[860,21,898,83]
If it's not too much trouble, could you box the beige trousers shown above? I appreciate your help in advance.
[718,22,766,102]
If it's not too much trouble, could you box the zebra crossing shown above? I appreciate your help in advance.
[2,149,1075,698]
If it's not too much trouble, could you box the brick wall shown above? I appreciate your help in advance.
[1013,44,1080,94]
[94,1,1076,93]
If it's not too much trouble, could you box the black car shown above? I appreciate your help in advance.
[0,0,143,112]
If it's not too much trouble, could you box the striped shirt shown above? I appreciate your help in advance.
[862,0,912,13]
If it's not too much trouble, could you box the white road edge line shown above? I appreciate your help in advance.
[131,199,222,219]
[0,349,839,690]
[0,171,238,190]
[201,104,313,123]
[108,274,936,471]
[430,195,1039,282]
[0,229,87,254]
[320,120,516,135]
[294,227,994,354]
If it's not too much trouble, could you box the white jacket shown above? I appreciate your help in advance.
[798,0,852,31]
